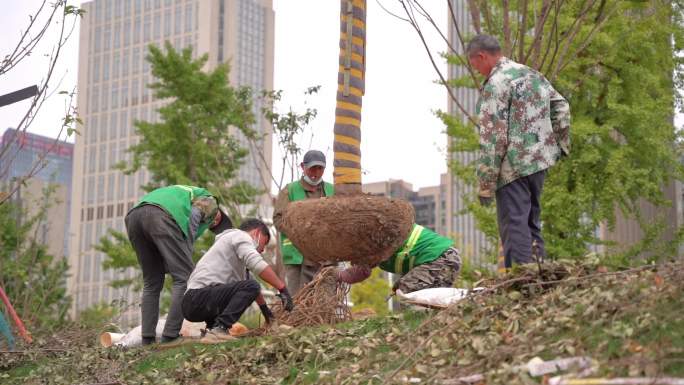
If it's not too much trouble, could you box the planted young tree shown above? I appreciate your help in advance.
[121,42,260,217]
[251,86,322,193]
[392,0,684,260]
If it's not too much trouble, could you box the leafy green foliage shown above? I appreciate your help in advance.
[444,1,684,261]
[76,303,119,331]
[0,185,70,331]
[350,268,391,316]
[120,42,259,219]
[101,42,264,296]
[260,86,321,189]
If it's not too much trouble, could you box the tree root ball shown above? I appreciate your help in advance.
[280,194,415,265]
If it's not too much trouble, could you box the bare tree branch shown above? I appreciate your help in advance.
[503,0,512,57]
[539,0,564,74]
[374,0,411,23]
[479,0,495,36]
[518,0,529,62]
[0,0,56,76]
[409,0,481,90]
[549,0,599,80]
[0,3,81,204]
[525,0,553,67]
[465,0,481,34]
[397,0,478,126]
[0,90,76,206]
[554,1,620,80]
[247,137,282,192]
[447,0,481,89]
[412,0,459,55]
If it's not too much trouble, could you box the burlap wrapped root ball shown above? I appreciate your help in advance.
[280,194,415,265]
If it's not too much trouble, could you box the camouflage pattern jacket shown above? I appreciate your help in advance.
[476,57,571,197]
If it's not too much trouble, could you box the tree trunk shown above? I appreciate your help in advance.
[333,0,366,195]
[278,0,414,265]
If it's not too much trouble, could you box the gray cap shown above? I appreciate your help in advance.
[302,150,326,168]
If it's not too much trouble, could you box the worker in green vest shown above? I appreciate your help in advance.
[125,185,232,346]
[273,150,334,295]
[336,224,462,294]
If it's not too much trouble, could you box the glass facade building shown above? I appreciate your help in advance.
[0,128,74,258]
[69,0,274,324]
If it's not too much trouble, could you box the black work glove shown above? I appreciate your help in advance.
[259,303,274,324]
[478,196,493,207]
[276,287,294,312]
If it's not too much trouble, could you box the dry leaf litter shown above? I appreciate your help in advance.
[2,260,683,385]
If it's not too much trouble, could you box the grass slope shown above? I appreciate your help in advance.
[2,262,684,385]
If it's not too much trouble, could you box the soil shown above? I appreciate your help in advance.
[280,194,415,265]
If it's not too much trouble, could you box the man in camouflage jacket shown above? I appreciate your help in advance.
[467,34,571,267]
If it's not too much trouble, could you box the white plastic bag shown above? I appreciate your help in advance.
[396,287,472,308]
[99,318,207,348]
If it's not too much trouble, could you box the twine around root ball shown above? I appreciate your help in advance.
[252,267,351,335]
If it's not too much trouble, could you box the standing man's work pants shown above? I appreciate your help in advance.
[495,170,547,268]
[125,204,194,341]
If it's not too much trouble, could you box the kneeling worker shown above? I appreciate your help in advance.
[336,224,461,294]
[182,218,294,343]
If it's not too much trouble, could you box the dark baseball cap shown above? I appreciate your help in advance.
[210,208,233,234]
[302,150,326,168]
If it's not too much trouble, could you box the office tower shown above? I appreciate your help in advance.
[69,0,274,322]
[0,128,74,258]
[446,0,490,266]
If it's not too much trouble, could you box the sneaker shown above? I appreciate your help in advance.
[199,328,236,344]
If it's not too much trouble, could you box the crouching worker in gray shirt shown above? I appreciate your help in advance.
[182,218,295,344]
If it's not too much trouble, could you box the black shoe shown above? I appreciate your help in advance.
[141,336,156,345]
[161,335,180,343]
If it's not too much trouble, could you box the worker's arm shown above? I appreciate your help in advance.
[255,292,275,323]
[236,235,294,312]
[272,187,289,232]
[188,196,218,240]
[255,292,266,305]
[257,265,285,291]
[259,266,294,311]
[476,80,510,198]
[336,264,372,284]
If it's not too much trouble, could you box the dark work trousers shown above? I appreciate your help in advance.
[125,204,194,340]
[182,280,261,330]
[495,170,547,268]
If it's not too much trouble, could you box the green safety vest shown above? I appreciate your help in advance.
[135,185,213,241]
[280,180,334,265]
[379,224,454,275]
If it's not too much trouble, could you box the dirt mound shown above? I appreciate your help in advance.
[280,194,414,265]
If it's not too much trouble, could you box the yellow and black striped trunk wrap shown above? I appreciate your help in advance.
[333,0,366,187]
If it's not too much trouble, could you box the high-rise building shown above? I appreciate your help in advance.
[68,0,274,322]
[0,128,74,258]
[599,181,684,257]
[446,1,490,266]
[362,177,449,235]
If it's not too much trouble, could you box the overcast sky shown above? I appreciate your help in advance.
[0,0,449,193]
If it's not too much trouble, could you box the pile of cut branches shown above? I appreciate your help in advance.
[258,267,351,334]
